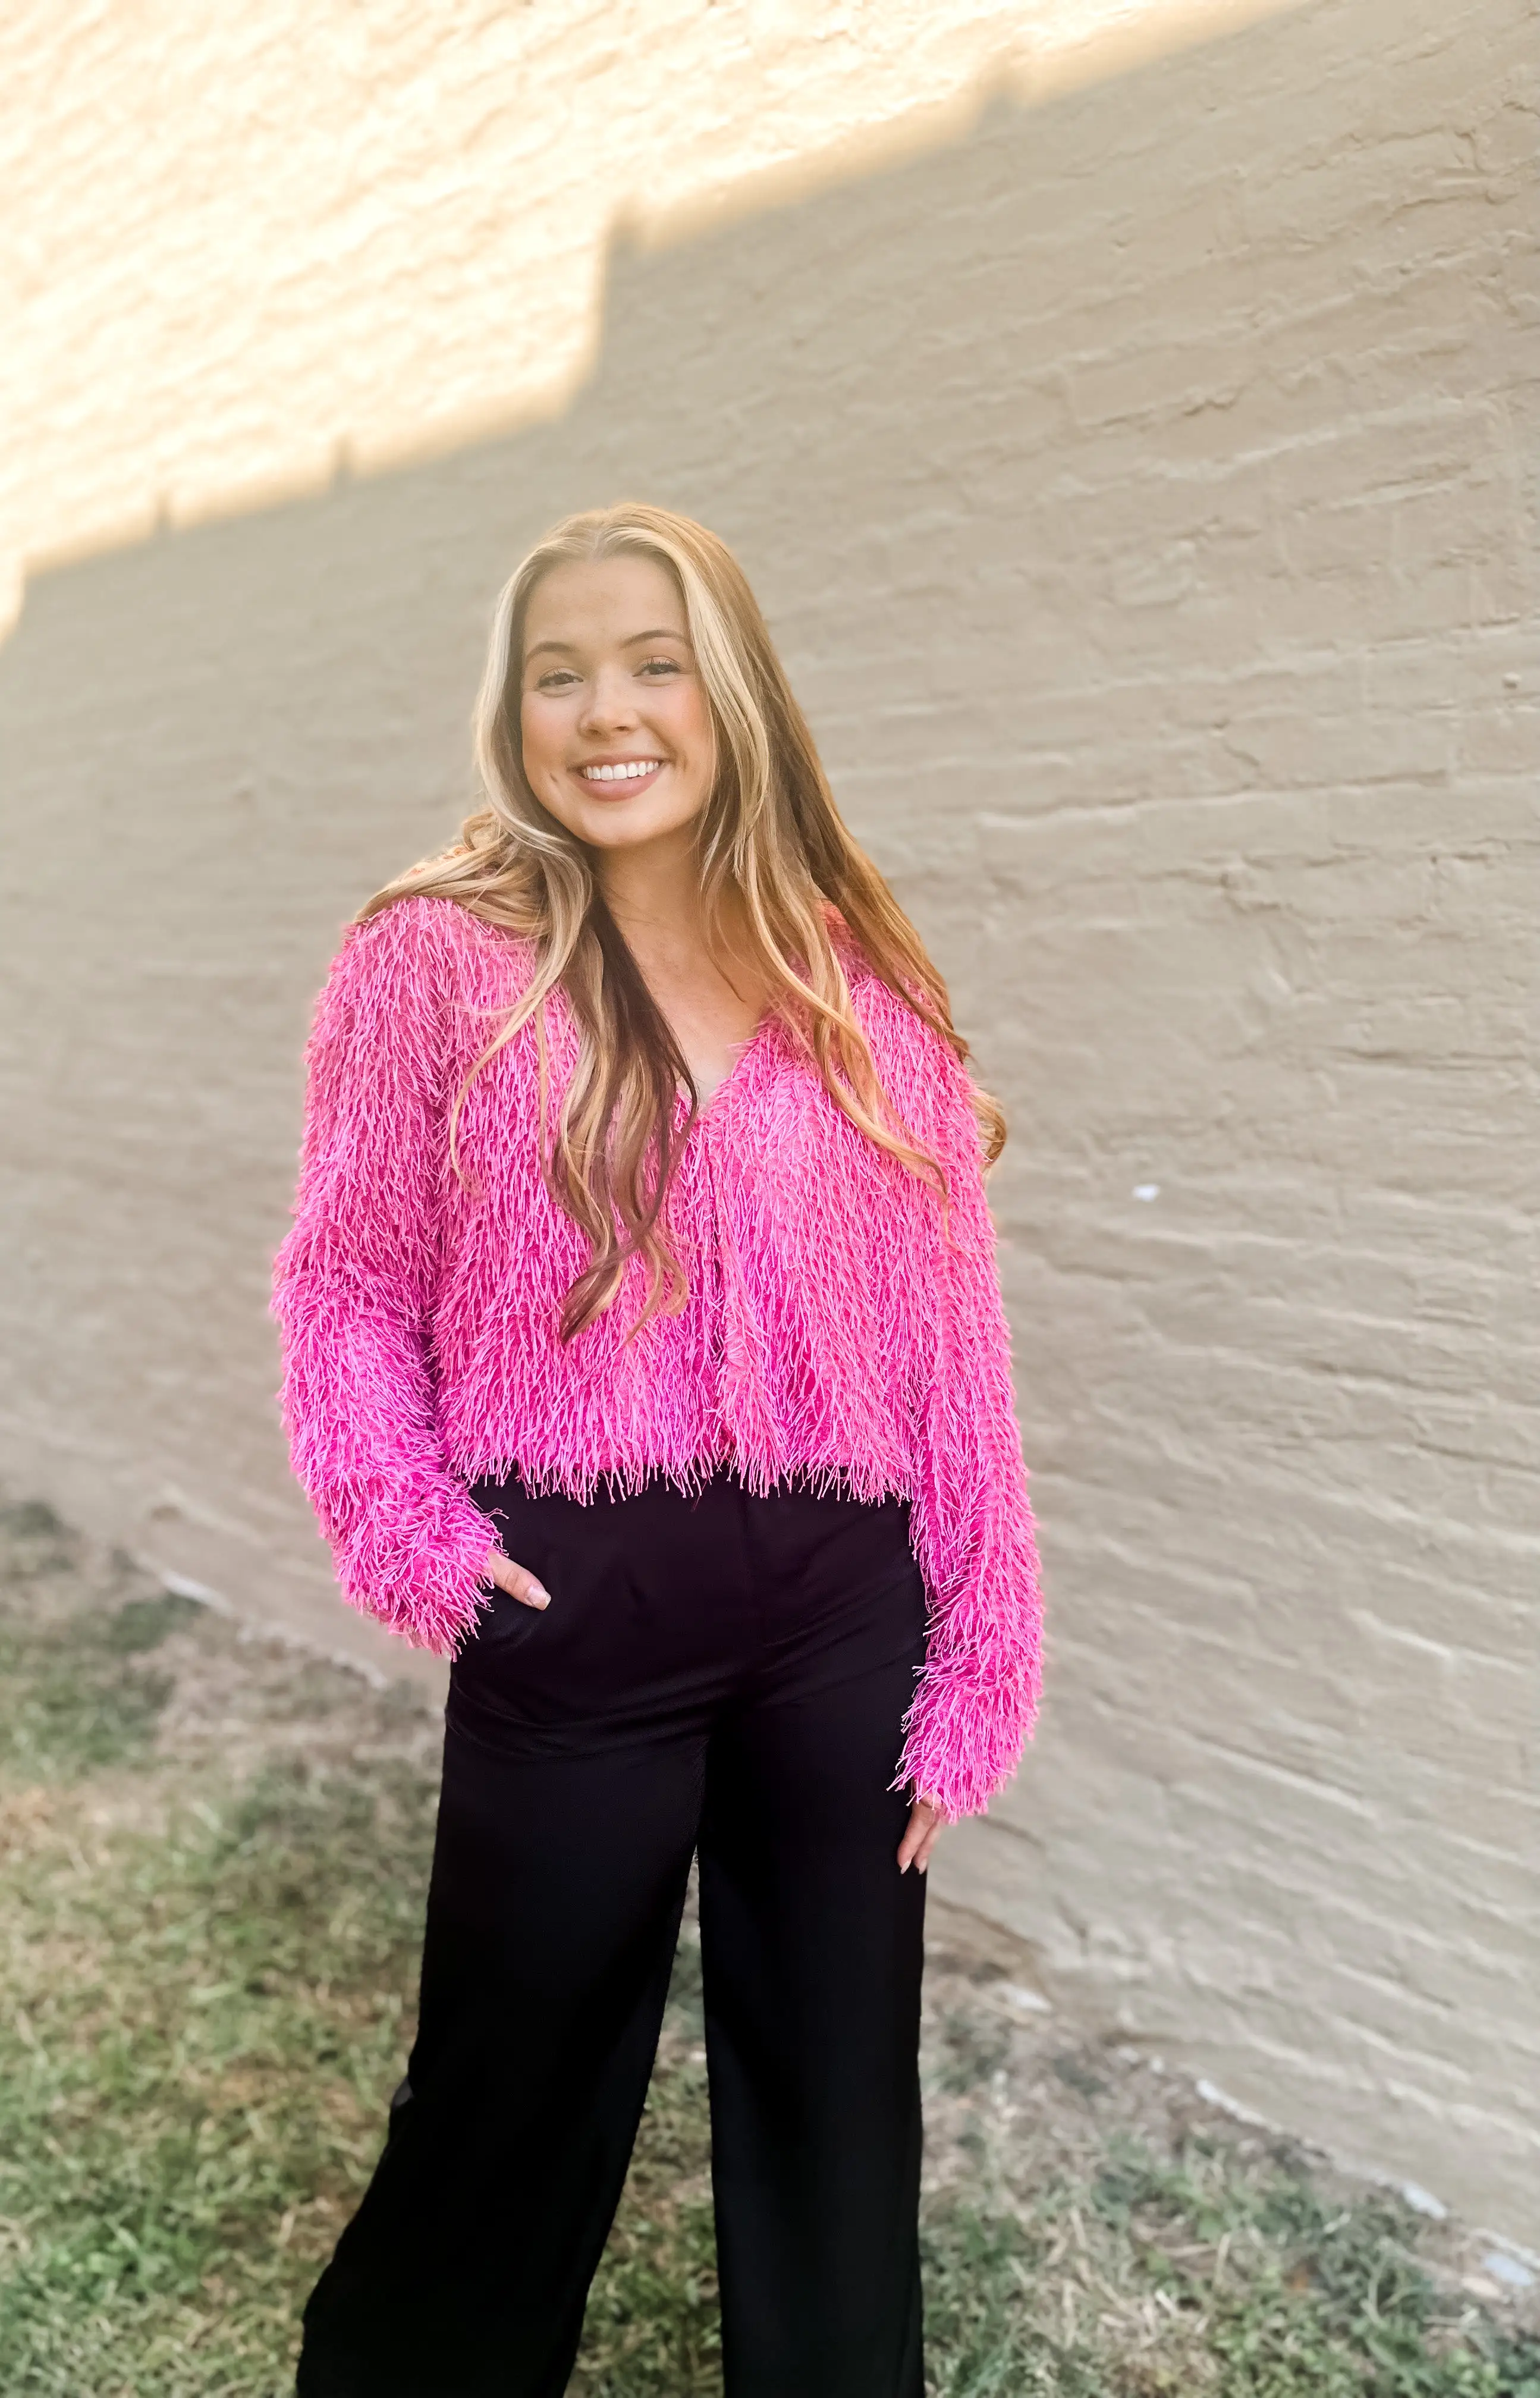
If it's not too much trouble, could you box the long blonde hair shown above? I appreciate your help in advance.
[364,503,1004,1341]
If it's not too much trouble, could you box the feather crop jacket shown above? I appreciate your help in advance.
[271,893,1042,1821]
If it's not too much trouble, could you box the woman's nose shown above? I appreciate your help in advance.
[577,668,639,733]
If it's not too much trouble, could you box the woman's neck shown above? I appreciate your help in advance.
[595,838,766,1094]
[596,828,715,975]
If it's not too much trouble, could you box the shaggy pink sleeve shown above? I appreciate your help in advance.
[882,1002,1044,1821]
[271,902,495,1656]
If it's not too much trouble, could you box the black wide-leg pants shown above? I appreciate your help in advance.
[295,1464,931,2398]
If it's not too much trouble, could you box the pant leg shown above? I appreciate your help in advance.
[296,1468,753,2398]
[699,1506,931,2398]
[296,1713,700,2398]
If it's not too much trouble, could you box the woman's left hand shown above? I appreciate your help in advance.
[897,1798,945,1875]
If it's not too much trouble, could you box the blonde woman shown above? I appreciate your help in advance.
[274,504,1043,2398]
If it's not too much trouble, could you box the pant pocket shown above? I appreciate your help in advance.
[466,1581,548,1654]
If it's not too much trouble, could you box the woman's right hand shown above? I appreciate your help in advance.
[483,1546,551,1609]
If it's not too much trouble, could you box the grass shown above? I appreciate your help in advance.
[1,1496,1536,2395]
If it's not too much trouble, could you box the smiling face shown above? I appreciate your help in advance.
[518,553,716,858]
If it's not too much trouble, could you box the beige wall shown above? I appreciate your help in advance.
[0,0,1294,632]
[2,0,1536,2244]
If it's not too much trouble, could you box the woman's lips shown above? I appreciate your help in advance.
[573,759,666,800]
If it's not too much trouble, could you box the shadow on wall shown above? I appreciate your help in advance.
[1,0,1534,2239]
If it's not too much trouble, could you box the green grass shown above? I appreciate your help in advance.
[0,1499,1535,2396]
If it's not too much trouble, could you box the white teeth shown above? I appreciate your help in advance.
[580,759,662,783]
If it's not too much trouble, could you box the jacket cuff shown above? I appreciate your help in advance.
[325,1474,496,1659]
[895,1652,1037,1824]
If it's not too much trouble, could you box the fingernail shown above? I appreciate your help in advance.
[530,1586,550,1606]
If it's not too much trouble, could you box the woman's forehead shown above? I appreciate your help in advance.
[524,553,687,651]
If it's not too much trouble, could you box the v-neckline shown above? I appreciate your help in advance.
[683,1010,774,1125]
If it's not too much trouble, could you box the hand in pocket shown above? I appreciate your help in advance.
[483,1546,551,1611]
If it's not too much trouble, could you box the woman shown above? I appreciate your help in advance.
[274,503,1042,2398]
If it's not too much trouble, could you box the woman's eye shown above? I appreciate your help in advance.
[535,668,579,690]
[639,656,680,678]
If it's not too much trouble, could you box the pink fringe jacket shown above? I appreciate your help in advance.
[271,894,1042,1821]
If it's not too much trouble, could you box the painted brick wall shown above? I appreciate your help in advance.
[1,0,1534,2241]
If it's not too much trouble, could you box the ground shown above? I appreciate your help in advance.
[1,1496,1535,2397]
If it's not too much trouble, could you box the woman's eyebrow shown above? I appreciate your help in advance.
[526,627,689,664]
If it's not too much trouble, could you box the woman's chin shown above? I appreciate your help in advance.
[575,801,707,855]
